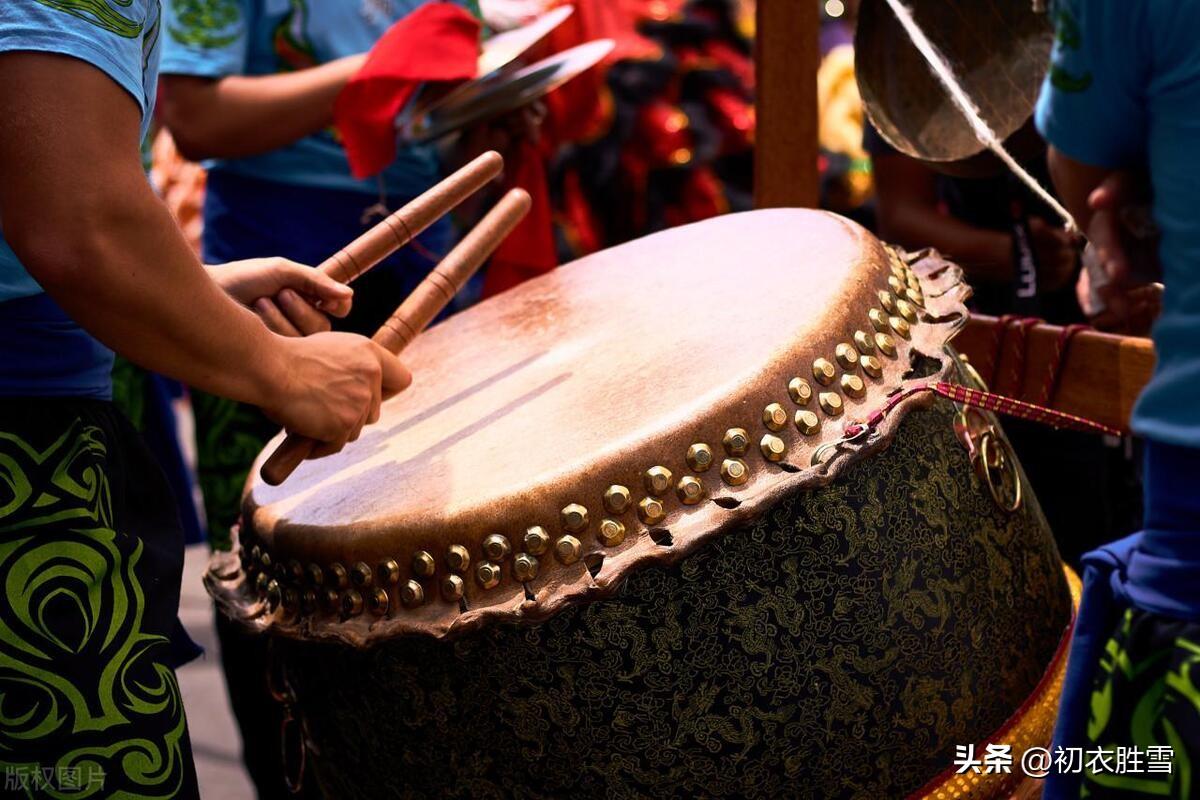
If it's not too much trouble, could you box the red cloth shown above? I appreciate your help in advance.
[482,139,558,297]
[334,3,480,179]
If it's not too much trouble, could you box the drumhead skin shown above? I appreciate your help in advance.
[215,210,975,642]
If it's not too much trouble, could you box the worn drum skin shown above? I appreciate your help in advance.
[209,210,1074,799]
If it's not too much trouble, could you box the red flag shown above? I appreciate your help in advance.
[334,3,481,179]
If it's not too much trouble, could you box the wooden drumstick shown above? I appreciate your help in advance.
[260,187,534,486]
[319,151,504,285]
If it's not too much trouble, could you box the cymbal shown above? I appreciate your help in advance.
[856,0,1053,176]
[478,4,574,77]
[399,39,615,144]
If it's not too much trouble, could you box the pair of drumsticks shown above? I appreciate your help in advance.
[260,151,530,485]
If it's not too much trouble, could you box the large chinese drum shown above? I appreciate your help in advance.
[209,210,1076,799]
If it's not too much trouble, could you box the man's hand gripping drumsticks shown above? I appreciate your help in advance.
[219,151,504,336]
[260,186,533,485]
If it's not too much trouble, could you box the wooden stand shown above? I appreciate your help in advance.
[753,0,820,209]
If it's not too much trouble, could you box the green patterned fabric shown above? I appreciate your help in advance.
[0,399,197,799]
[31,0,145,38]
[276,400,1072,799]
[1082,608,1200,798]
[191,390,277,552]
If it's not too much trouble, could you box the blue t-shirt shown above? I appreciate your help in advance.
[0,0,163,398]
[159,0,470,196]
[1036,0,1200,450]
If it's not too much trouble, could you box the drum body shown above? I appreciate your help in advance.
[211,210,1074,799]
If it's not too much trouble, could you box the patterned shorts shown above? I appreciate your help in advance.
[0,398,198,799]
[1082,607,1200,798]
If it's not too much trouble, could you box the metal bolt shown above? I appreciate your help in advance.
[720,458,749,486]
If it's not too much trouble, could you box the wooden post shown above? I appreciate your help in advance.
[754,0,820,209]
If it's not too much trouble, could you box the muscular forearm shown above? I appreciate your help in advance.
[159,55,366,160]
[18,185,289,405]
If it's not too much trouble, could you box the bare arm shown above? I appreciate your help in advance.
[0,51,407,453]
[158,54,365,161]
[873,152,1014,283]
[1046,145,1113,233]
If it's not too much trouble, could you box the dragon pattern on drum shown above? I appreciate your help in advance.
[208,210,1075,799]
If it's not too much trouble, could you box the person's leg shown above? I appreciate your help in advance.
[0,397,199,798]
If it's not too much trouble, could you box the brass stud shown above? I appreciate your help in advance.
[306,563,324,587]
[896,298,918,323]
[795,410,821,436]
[368,587,390,616]
[637,497,666,525]
[853,330,876,354]
[686,443,714,472]
[598,518,627,546]
[250,545,262,564]
[676,476,704,505]
[643,467,673,496]
[760,434,787,462]
[889,315,912,339]
[400,580,424,608]
[287,559,304,581]
[723,428,750,456]
[876,332,898,357]
[554,535,582,564]
[907,272,921,290]
[561,503,589,532]
[819,392,845,416]
[835,343,860,371]
[446,545,471,573]
[321,588,340,614]
[351,561,373,587]
[513,553,539,582]
[301,589,318,615]
[888,274,904,294]
[377,559,401,586]
[841,373,866,399]
[905,287,924,307]
[341,590,364,618]
[762,403,788,432]
[878,290,897,313]
[327,562,349,590]
[483,534,512,562]
[265,579,281,610]
[603,485,632,515]
[788,377,813,405]
[860,354,884,379]
[476,561,501,590]
[720,458,750,486]
[412,550,436,579]
[441,574,465,601]
[523,526,550,555]
[259,551,273,570]
[255,572,271,594]
[869,308,889,333]
[812,358,836,386]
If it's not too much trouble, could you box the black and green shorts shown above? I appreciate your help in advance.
[0,397,199,799]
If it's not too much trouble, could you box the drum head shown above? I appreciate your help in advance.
[225,210,972,641]
[856,0,1053,174]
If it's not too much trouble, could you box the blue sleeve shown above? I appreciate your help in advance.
[1035,0,1148,169]
[0,0,153,117]
[160,0,250,78]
